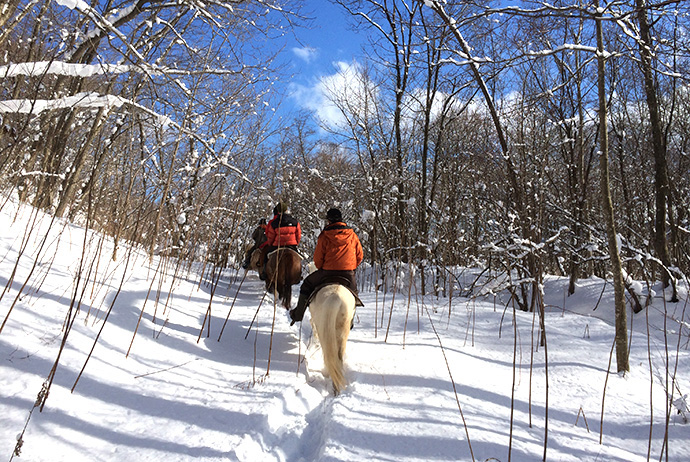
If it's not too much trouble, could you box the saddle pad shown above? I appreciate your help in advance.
[308,282,364,307]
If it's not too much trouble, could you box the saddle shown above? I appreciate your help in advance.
[266,247,298,259]
[260,247,300,274]
[307,276,365,307]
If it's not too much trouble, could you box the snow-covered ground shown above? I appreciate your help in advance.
[1,198,689,462]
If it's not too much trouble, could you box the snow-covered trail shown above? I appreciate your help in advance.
[1,201,688,462]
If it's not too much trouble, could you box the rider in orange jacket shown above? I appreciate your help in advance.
[290,208,362,324]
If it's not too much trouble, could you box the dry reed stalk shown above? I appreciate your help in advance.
[447,266,453,325]
[161,254,185,318]
[380,263,388,329]
[661,287,687,460]
[155,318,168,339]
[1,203,42,301]
[576,406,591,432]
[245,290,269,339]
[470,300,476,347]
[71,238,137,393]
[265,296,278,375]
[423,304,475,462]
[151,248,173,325]
[599,335,617,444]
[127,256,165,357]
[463,300,474,347]
[85,248,118,320]
[529,299,538,428]
[508,296,518,462]
[414,274,421,334]
[196,257,225,343]
[81,233,108,322]
[296,320,302,376]
[217,268,249,342]
[252,313,259,384]
[384,260,401,343]
[134,358,198,379]
[645,291,654,462]
[403,262,413,349]
[539,289,550,461]
[0,212,58,335]
[42,197,98,410]
[10,381,48,461]
[374,262,379,338]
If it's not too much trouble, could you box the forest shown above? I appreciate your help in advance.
[1,0,689,378]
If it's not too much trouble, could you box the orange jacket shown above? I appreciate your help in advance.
[313,222,363,271]
[264,213,301,248]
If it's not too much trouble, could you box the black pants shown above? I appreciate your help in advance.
[299,269,357,299]
[290,269,359,324]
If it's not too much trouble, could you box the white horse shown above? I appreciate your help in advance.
[308,283,356,394]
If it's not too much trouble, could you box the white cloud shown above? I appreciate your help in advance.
[292,46,318,63]
[290,61,378,130]
[401,88,475,129]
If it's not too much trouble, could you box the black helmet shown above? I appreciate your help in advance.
[326,208,342,222]
[273,202,288,215]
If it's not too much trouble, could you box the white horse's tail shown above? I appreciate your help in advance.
[309,284,356,394]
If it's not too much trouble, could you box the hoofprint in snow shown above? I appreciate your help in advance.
[1,198,689,462]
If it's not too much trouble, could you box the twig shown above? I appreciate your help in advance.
[217,268,249,341]
[599,334,616,444]
[384,261,401,343]
[509,295,518,461]
[296,320,302,376]
[245,290,269,339]
[576,406,591,432]
[265,295,278,375]
[10,381,49,461]
[127,256,165,357]
[134,359,199,379]
[1,212,59,335]
[592,278,607,311]
[423,304,475,462]
[71,240,136,393]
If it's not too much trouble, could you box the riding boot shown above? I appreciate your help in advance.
[290,294,309,325]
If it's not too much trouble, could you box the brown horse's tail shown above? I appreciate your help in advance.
[265,248,301,309]
[280,278,292,310]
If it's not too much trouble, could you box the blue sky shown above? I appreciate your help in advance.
[289,2,364,81]
[277,1,366,126]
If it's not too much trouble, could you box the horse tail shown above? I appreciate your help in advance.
[280,272,292,309]
[281,249,301,309]
[310,285,355,393]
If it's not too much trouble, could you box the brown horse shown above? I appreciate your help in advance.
[264,248,302,309]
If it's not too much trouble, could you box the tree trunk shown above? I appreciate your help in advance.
[595,1,629,373]
[635,0,678,301]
